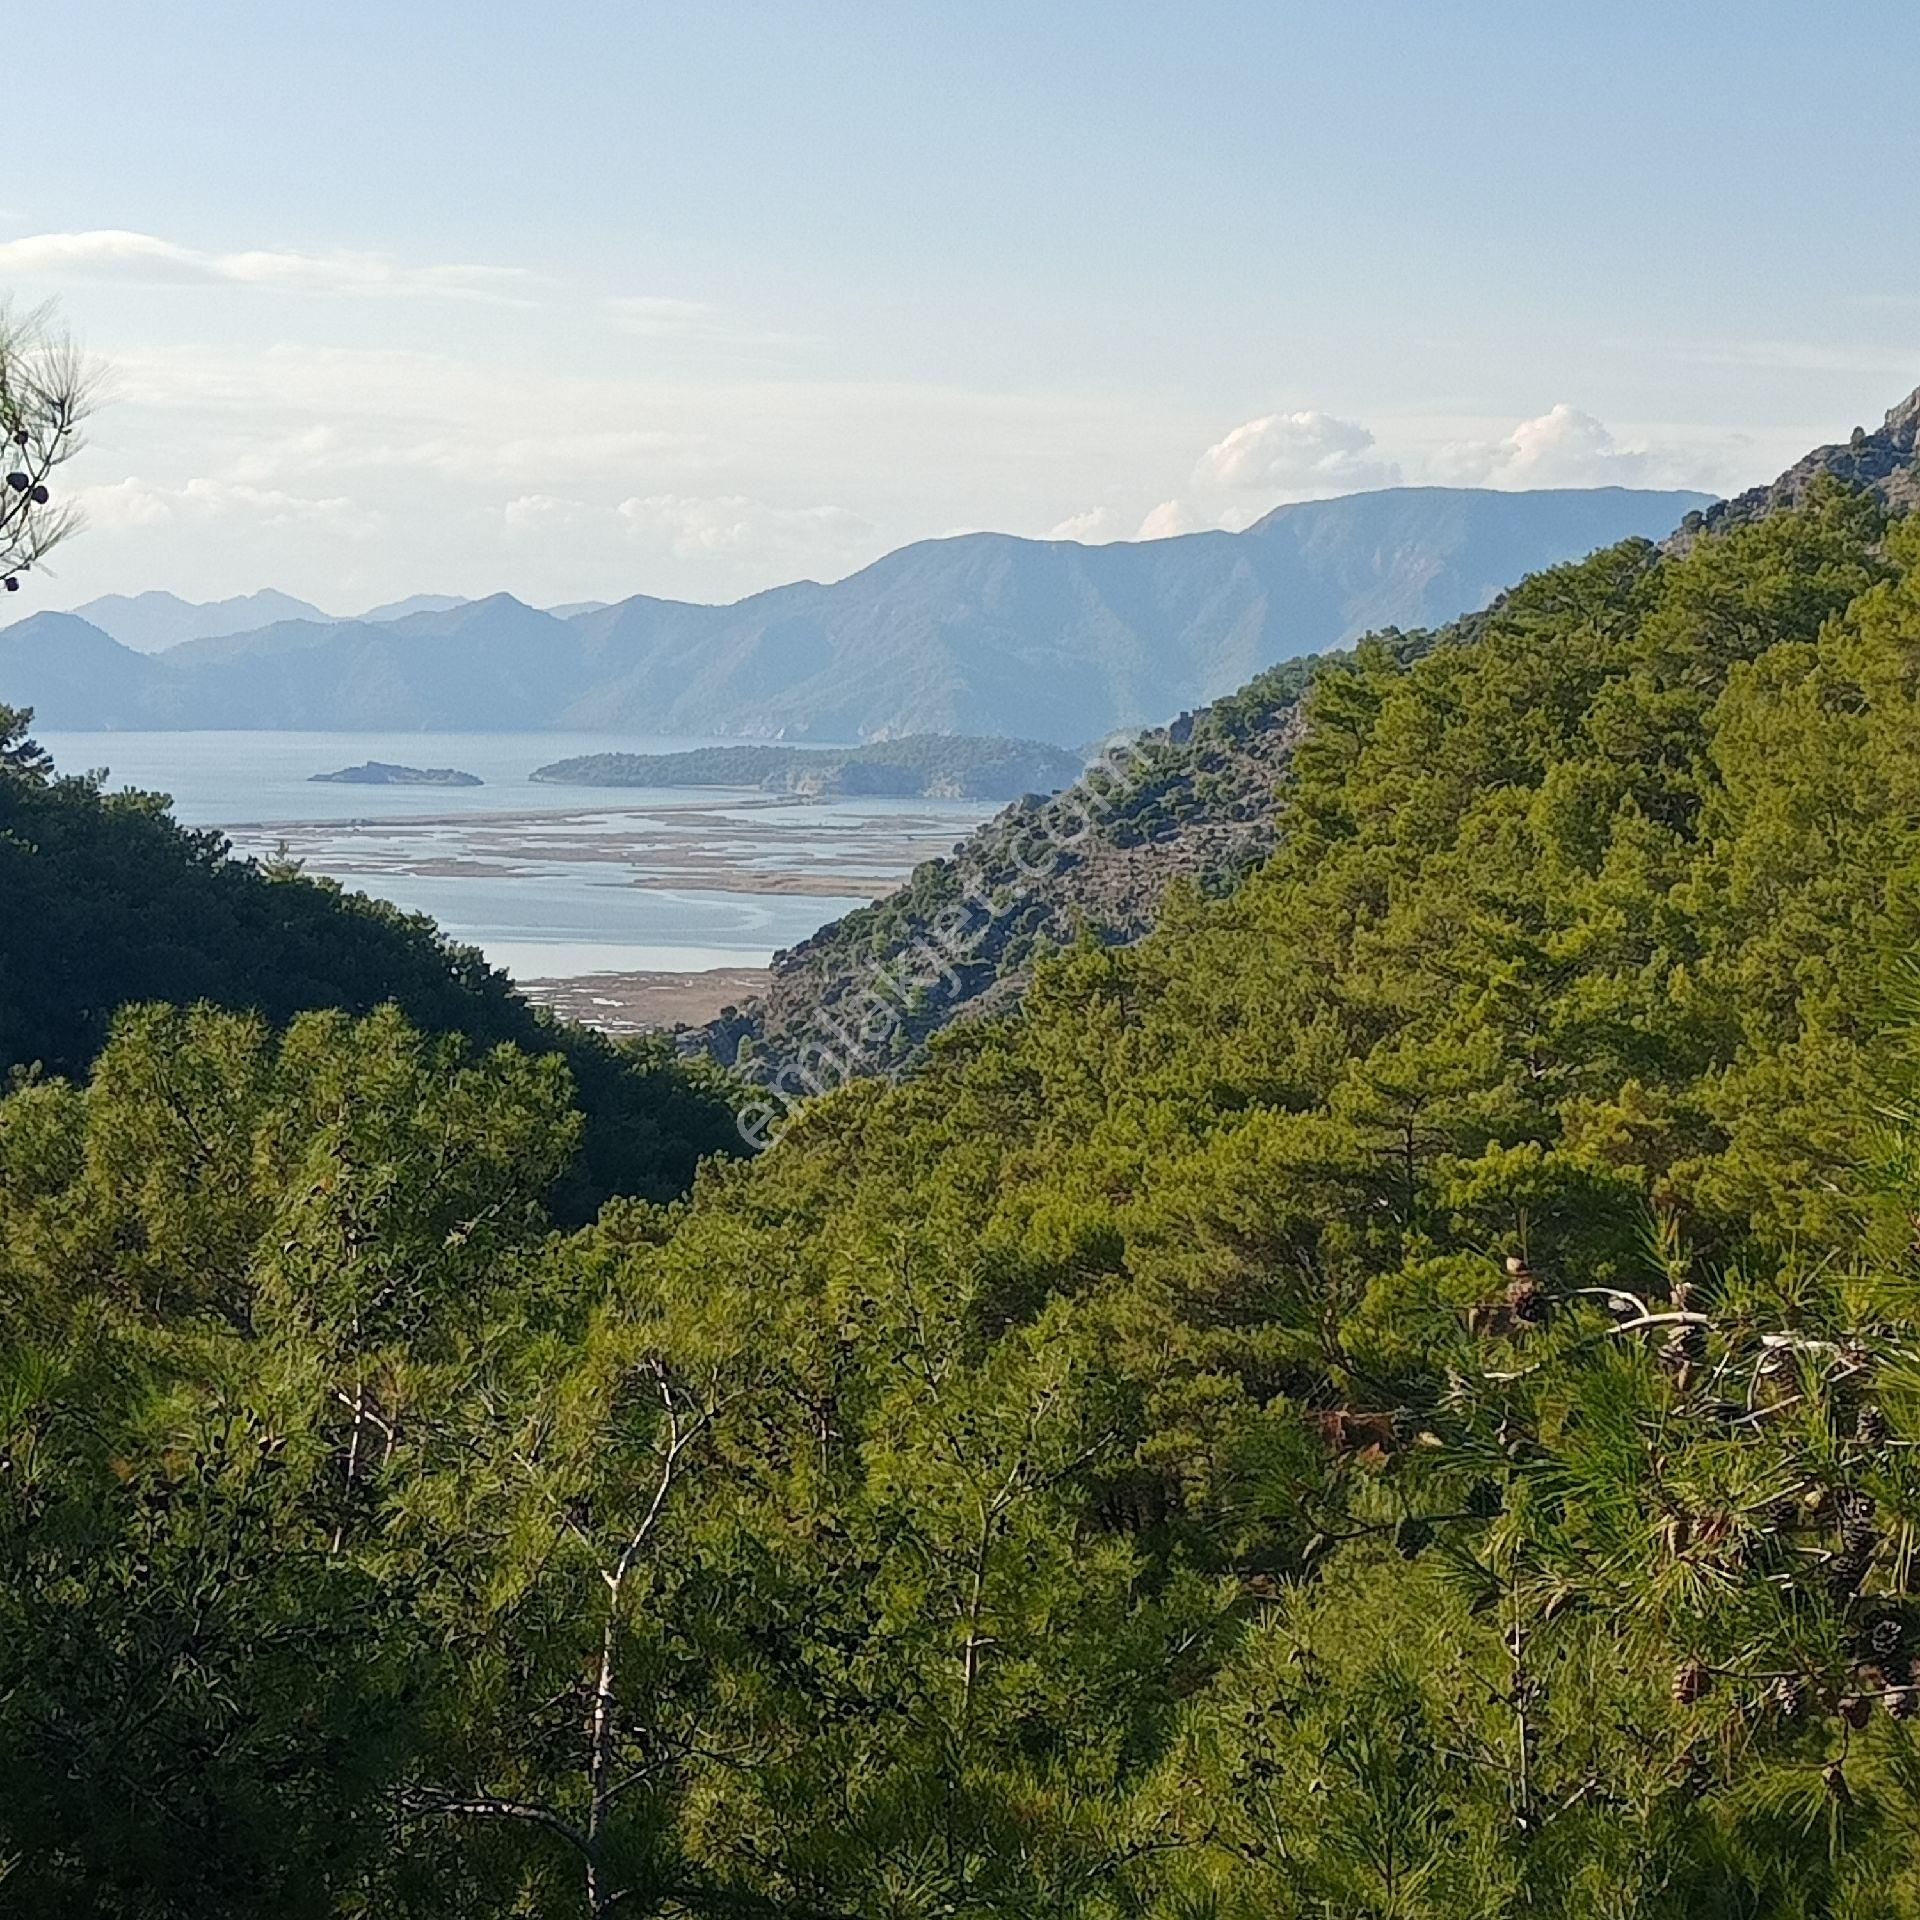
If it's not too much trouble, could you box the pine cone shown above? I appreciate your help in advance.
[1856,1405,1891,1448]
[1887,1687,1918,1721]
[1771,1674,1808,1719]
[1393,1515,1433,1559]
[1839,1491,1879,1557]
[1505,1274,1547,1324]
[1869,1617,1905,1662]
[1672,1660,1711,1706]
[1828,1547,1873,1601]
[1763,1495,1802,1534]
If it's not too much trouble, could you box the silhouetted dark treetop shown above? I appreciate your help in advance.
[0,303,93,594]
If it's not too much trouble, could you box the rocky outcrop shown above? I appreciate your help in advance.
[1670,384,1920,550]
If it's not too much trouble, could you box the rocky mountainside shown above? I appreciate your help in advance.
[0,487,1707,744]
[1672,383,1920,546]
[700,647,1343,1080]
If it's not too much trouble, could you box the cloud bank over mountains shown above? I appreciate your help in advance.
[1192,409,1398,493]
[0,222,1820,611]
[1046,401,1684,549]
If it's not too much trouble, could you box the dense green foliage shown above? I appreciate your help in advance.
[531,733,1083,801]
[16,483,1920,1914]
[0,714,740,1215]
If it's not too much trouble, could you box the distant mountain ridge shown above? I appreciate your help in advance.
[0,590,500,653]
[0,486,1710,745]
[54,588,334,653]
[356,593,473,623]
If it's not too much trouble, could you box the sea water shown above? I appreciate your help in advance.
[36,731,993,980]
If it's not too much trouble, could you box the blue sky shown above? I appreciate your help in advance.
[3,0,1916,610]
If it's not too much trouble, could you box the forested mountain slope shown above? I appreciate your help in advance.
[17,482,1920,1912]
[0,486,1707,742]
[712,400,1920,1086]
[702,649,1334,1078]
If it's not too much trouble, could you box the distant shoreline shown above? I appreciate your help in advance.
[517,965,768,1034]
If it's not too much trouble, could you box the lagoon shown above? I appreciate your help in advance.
[37,731,997,982]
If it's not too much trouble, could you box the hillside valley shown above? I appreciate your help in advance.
[707,389,1920,1087]
[14,1,1920,1908]
[14,391,1920,1916]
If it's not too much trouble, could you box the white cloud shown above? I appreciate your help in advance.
[75,475,378,535]
[223,426,343,485]
[602,295,718,331]
[504,493,593,536]
[600,294,800,354]
[1135,499,1202,540]
[1193,409,1400,494]
[0,230,538,304]
[72,478,177,530]
[18,331,1214,605]
[616,493,871,565]
[1047,506,1123,543]
[1435,403,1650,488]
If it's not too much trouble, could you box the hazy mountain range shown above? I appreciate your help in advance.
[0,485,1711,745]
[4,588,511,653]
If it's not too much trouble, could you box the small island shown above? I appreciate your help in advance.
[530,733,1082,802]
[309,761,483,787]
